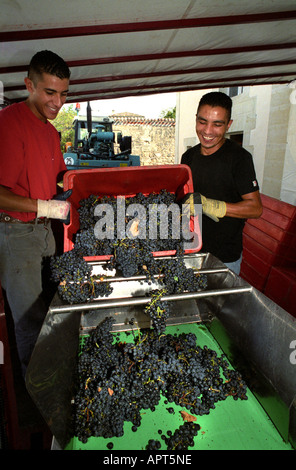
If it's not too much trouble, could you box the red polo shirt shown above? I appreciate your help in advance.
[0,101,67,221]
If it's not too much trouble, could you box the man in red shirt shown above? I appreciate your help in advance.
[0,50,71,376]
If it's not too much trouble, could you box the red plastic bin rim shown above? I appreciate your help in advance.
[64,164,191,178]
[63,165,193,196]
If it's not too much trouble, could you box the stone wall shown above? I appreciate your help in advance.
[261,85,292,200]
[111,114,175,166]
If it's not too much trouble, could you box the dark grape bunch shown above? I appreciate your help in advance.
[145,421,200,450]
[153,256,208,294]
[107,238,156,278]
[50,250,112,304]
[144,288,170,334]
[72,318,248,446]
[145,439,162,450]
[142,256,207,333]
[74,190,190,265]
[50,189,208,309]
[162,422,200,450]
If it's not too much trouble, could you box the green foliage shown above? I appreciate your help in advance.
[51,105,76,152]
[160,106,176,119]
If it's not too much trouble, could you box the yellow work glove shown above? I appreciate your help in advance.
[180,193,202,216]
[200,194,226,222]
[181,193,226,222]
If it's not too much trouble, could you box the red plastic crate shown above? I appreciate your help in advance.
[264,267,296,318]
[240,259,267,292]
[241,194,296,290]
[63,165,202,260]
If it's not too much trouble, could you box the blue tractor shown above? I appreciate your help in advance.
[63,104,140,169]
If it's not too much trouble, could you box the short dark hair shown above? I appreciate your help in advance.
[197,91,232,121]
[28,50,70,84]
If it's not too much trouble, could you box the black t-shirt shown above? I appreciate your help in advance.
[181,139,259,262]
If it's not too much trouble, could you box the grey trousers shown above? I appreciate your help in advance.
[0,221,56,376]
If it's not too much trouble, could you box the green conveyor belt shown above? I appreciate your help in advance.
[65,323,293,451]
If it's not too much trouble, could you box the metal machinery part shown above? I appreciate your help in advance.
[25,253,296,450]
[63,111,140,170]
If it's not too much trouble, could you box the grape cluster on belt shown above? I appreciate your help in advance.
[145,420,201,450]
[145,421,201,450]
[72,317,248,448]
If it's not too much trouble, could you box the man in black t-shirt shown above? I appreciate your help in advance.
[181,91,262,274]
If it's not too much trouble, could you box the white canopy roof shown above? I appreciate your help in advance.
[1,0,296,104]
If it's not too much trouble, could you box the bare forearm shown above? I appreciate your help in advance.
[0,185,37,213]
[225,191,262,219]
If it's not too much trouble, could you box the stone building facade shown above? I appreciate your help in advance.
[111,113,175,166]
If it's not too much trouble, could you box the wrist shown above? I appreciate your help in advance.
[37,199,70,220]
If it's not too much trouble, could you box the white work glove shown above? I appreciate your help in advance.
[37,199,70,220]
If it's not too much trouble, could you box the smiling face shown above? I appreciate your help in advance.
[196,104,233,155]
[24,72,69,122]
